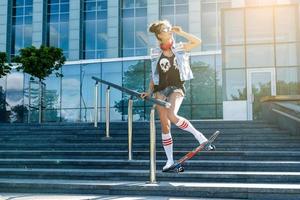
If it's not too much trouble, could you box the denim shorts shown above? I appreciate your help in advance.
[154,86,185,101]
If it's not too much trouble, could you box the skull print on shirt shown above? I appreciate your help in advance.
[159,58,171,73]
[159,57,179,73]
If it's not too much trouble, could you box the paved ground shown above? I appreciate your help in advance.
[0,194,241,200]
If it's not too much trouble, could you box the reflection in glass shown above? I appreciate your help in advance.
[275,6,297,43]
[61,65,80,110]
[191,55,216,104]
[44,109,60,122]
[115,60,145,119]
[11,0,33,57]
[224,46,245,68]
[246,7,273,44]
[0,77,8,122]
[224,9,244,45]
[277,67,300,95]
[225,69,246,100]
[251,72,272,120]
[83,0,108,59]
[6,72,24,122]
[44,74,61,109]
[276,43,298,67]
[122,1,147,57]
[247,45,274,68]
[101,62,122,108]
[47,0,69,59]
[192,105,216,119]
[61,109,80,122]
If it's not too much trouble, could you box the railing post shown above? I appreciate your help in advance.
[149,104,157,183]
[28,80,31,123]
[38,81,42,124]
[94,82,99,128]
[105,86,110,138]
[128,96,133,160]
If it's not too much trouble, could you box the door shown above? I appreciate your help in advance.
[247,69,276,120]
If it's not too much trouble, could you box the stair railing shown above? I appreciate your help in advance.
[92,76,171,183]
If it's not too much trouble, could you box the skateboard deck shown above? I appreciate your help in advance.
[163,130,220,173]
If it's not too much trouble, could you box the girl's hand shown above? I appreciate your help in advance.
[140,92,150,99]
[171,26,183,34]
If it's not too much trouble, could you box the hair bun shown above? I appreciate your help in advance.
[149,23,158,33]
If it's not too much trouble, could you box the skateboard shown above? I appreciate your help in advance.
[163,130,220,173]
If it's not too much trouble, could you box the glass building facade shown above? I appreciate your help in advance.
[0,0,299,123]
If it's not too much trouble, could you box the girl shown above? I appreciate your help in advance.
[141,20,214,172]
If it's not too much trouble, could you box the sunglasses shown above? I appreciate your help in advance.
[161,27,172,33]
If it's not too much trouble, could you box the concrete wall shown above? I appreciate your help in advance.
[32,0,44,47]
[69,0,81,60]
[0,0,8,53]
[107,0,119,58]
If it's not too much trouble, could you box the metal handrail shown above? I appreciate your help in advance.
[92,76,171,108]
[92,76,169,184]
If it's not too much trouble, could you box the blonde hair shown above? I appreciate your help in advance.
[148,20,172,41]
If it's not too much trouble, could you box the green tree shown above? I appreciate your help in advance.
[0,52,11,122]
[0,86,10,122]
[12,45,65,81]
[12,45,65,123]
[0,52,11,78]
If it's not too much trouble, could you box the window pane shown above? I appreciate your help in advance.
[246,7,273,44]
[216,54,223,104]
[276,43,298,67]
[61,109,80,122]
[23,25,32,47]
[225,69,246,100]
[44,109,60,122]
[192,105,216,119]
[25,6,33,15]
[247,45,274,67]
[81,63,101,107]
[48,23,59,47]
[275,6,297,42]
[191,56,216,104]
[84,21,96,50]
[6,72,24,122]
[277,67,300,95]
[101,62,122,108]
[61,65,80,109]
[201,2,217,50]
[44,75,61,109]
[60,23,69,52]
[122,18,134,48]
[224,9,244,45]
[60,3,69,13]
[225,46,245,68]
[49,4,59,13]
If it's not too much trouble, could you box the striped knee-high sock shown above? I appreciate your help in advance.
[162,132,173,162]
[176,118,208,144]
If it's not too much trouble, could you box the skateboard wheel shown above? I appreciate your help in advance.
[178,166,184,172]
[210,144,216,151]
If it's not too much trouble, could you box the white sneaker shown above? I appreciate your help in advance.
[162,160,174,171]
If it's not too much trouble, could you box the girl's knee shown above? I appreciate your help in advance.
[167,111,179,124]
[161,124,170,134]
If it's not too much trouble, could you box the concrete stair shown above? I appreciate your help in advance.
[0,121,300,199]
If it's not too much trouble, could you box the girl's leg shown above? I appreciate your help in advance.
[167,92,208,145]
[155,93,174,169]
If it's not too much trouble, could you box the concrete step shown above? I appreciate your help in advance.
[0,142,299,150]
[0,169,300,184]
[0,134,298,142]
[0,128,289,135]
[0,178,299,199]
[0,150,299,161]
[0,159,300,172]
